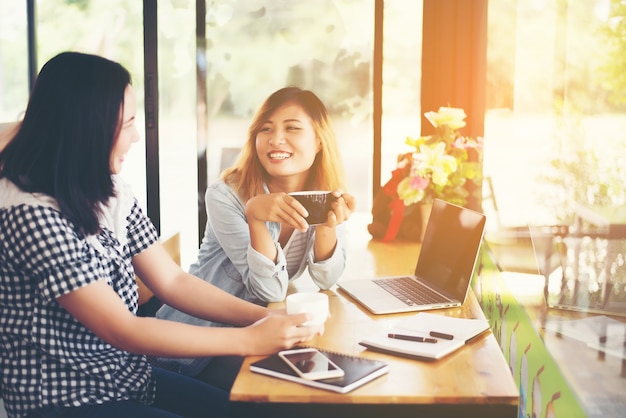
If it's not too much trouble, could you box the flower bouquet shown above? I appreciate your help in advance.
[396,106,483,207]
[368,107,482,242]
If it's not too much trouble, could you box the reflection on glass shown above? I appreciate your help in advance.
[2,0,147,208]
[381,0,423,180]
[485,0,626,228]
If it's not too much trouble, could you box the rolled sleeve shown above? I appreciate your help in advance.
[206,182,288,302]
[126,200,158,257]
[306,224,348,290]
[246,241,289,302]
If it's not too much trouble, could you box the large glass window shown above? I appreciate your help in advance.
[15,0,621,265]
[0,0,200,264]
[485,0,626,227]
[201,1,375,216]
[0,0,147,208]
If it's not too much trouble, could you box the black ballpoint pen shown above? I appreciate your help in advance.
[429,331,454,340]
[387,333,438,343]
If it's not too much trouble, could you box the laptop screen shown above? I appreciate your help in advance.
[415,199,486,300]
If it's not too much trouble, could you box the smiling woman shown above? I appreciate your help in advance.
[153,87,356,386]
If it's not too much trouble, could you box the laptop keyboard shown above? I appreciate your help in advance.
[373,277,443,306]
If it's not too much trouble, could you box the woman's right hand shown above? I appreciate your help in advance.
[244,311,323,355]
[245,193,309,232]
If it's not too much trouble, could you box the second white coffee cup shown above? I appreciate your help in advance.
[285,292,329,326]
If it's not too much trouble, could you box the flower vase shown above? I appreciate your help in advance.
[418,203,433,242]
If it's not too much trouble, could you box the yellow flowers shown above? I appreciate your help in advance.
[414,142,458,186]
[396,107,482,207]
[424,107,467,130]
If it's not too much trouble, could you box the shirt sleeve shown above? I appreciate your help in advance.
[4,205,104,302]
[125,199,159,257]
[206,183,289,302]
[306,223,348,289]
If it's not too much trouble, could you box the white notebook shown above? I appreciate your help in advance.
[359,312,490,360]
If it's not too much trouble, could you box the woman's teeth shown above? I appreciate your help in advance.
[269,152,291,159]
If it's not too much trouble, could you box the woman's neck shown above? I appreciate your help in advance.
[266,176,307,194]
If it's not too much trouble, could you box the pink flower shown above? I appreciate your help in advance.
[410,175,430,190]
[454,136,484,149]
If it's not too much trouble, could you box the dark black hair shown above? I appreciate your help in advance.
[0,51,131,235]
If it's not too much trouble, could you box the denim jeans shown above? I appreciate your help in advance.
[26,367,254,418]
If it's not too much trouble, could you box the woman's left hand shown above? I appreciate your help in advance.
[322,190,355,227]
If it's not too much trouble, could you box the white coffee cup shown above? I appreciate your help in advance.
[285,292,329,326]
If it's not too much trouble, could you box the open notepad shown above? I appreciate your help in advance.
[359,312,490,361]
[250,346,389,393]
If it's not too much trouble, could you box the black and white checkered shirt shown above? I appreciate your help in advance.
[0,178,158,418]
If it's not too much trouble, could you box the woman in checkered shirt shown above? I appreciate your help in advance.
[0,52,319,418]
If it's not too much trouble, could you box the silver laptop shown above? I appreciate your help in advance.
[338,199,486,314]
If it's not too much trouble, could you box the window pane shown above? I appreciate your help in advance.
[485,0,626,227]
[0,2,28,123]
[381,0,423,181]
[157,1,198,265]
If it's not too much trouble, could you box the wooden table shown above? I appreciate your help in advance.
[230,213,519,418]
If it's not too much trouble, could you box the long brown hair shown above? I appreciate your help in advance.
[222,87,346,201]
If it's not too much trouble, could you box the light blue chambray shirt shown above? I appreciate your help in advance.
[154,180,347,375]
